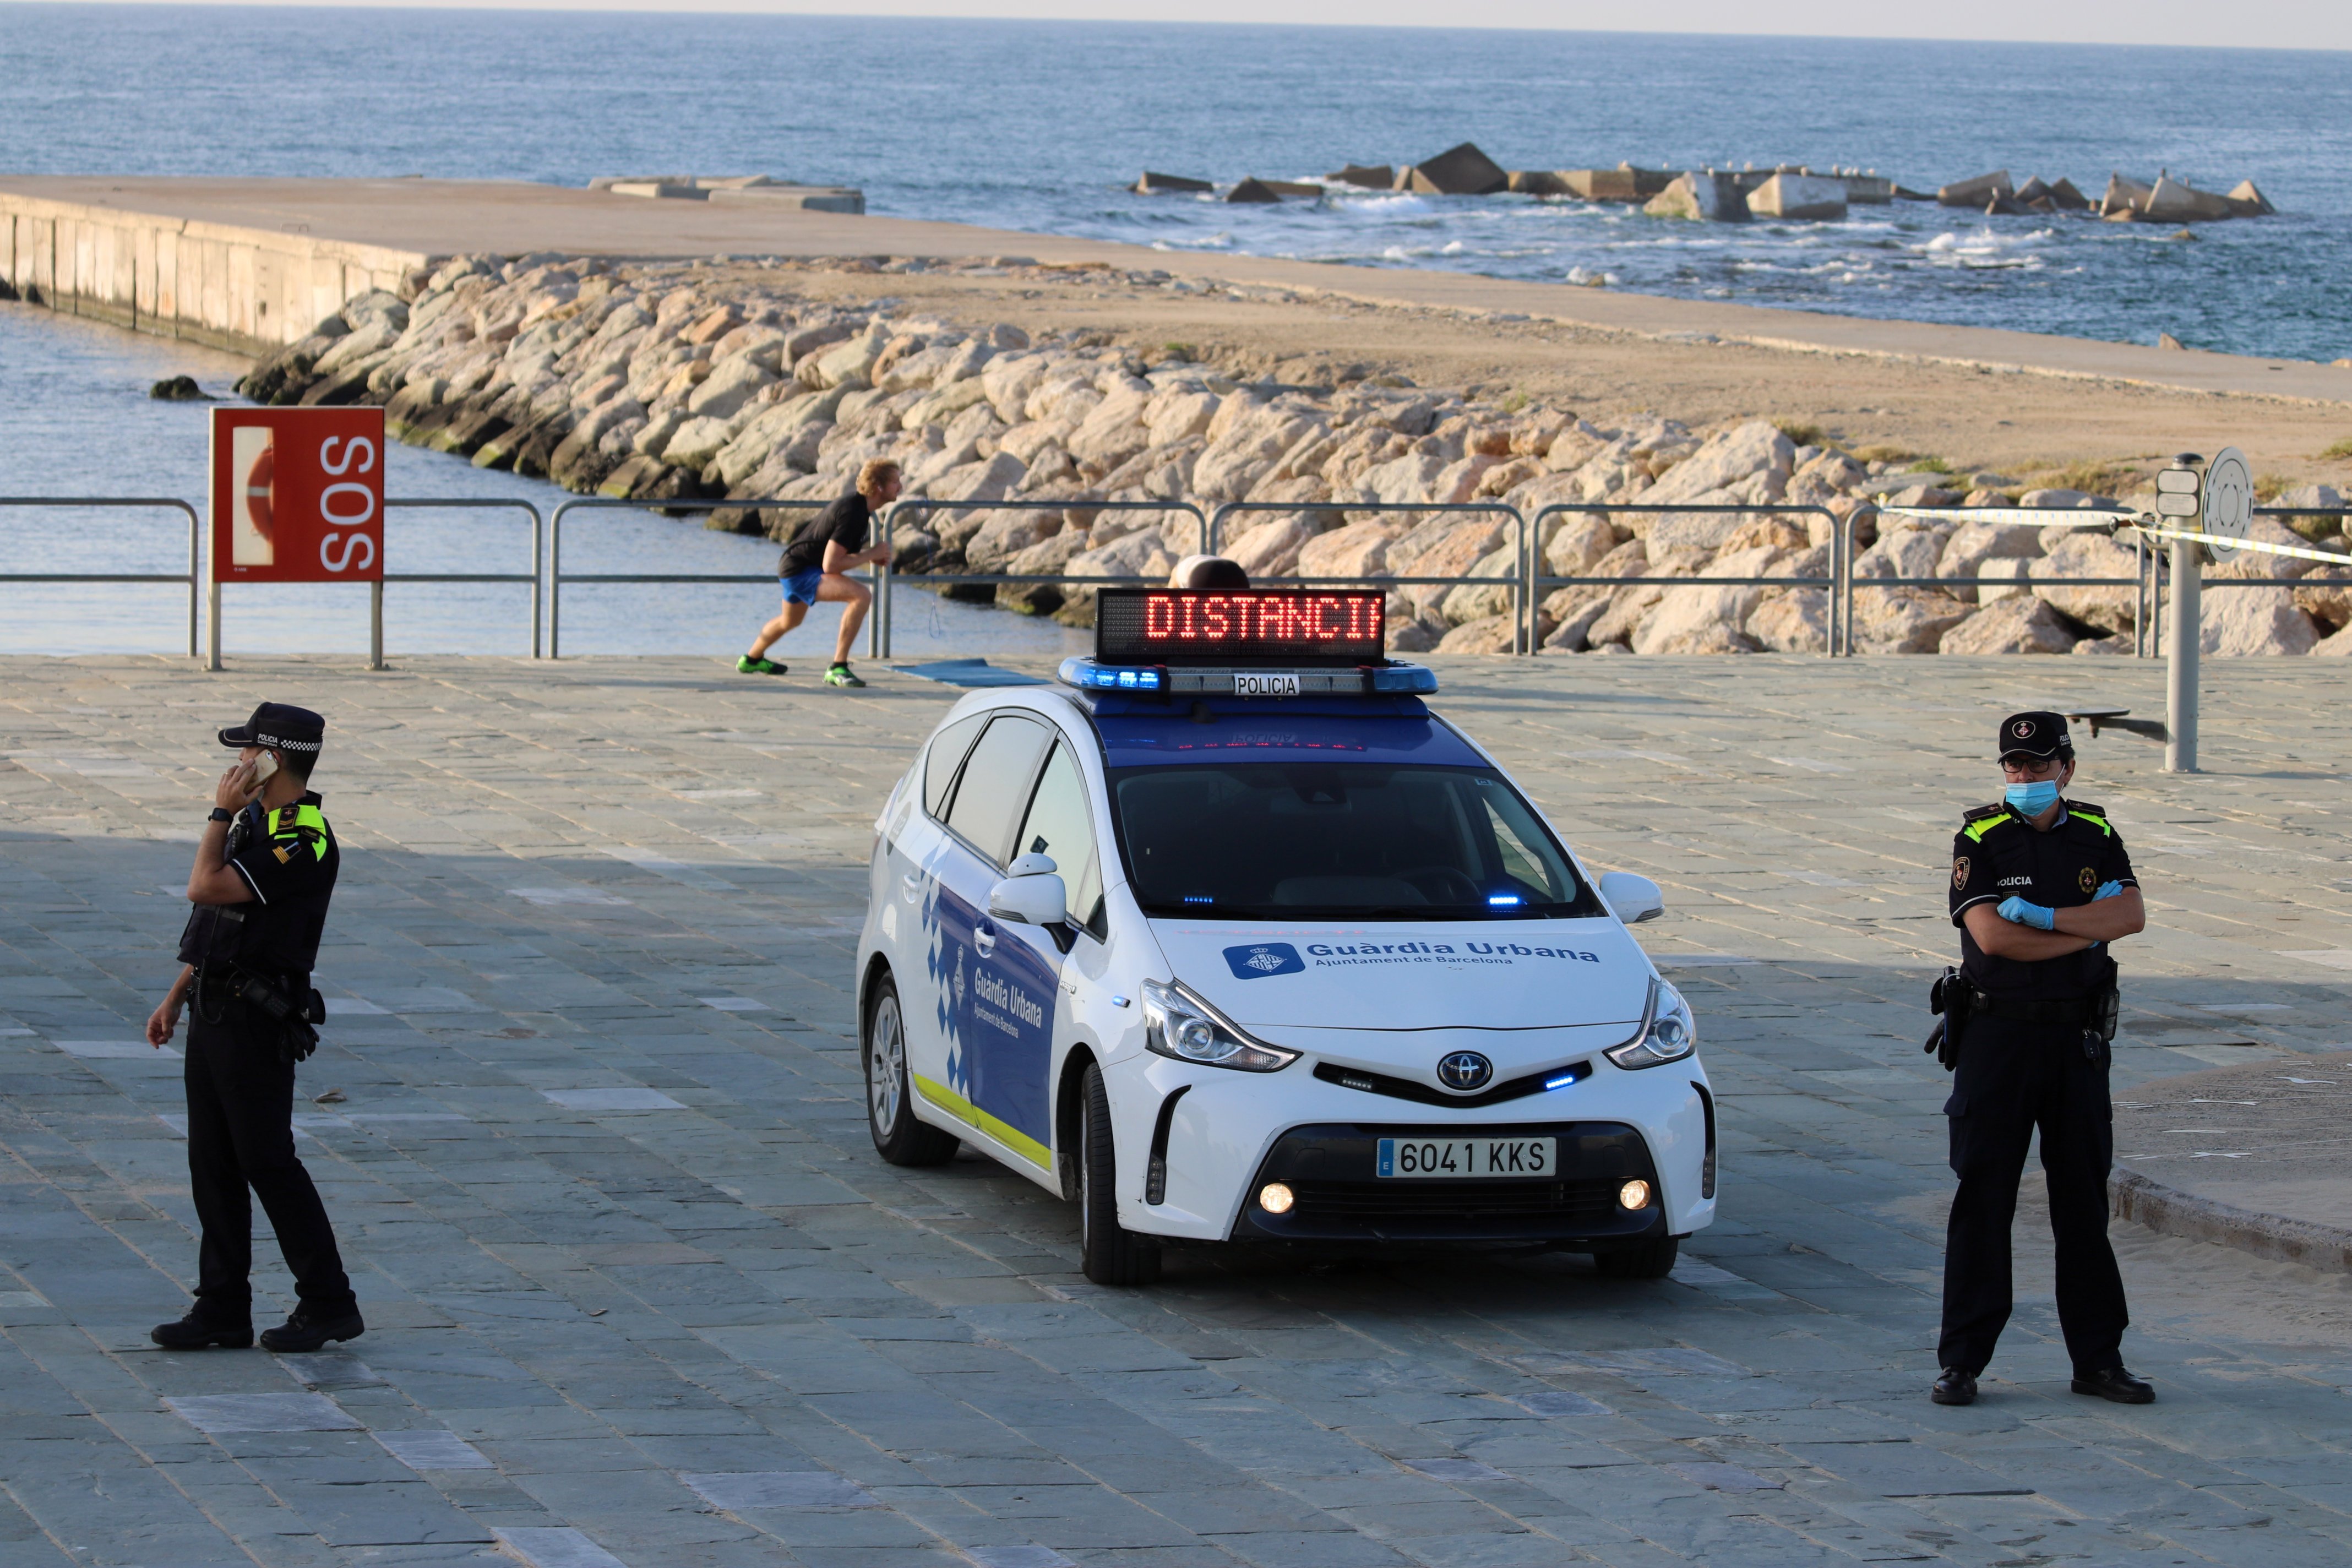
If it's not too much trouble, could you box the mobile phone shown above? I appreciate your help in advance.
[249,752,279,786]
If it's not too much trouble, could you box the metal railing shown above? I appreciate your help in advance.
[548,496,837,658]
[0,497,202,657]
[1207,499,1531,651]
[375,498,545,668]
[876,498,1210,659]
[1526,503,1843,656]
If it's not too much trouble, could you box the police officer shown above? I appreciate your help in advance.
[144,703,363,1353]
[1934,711,2149,1406]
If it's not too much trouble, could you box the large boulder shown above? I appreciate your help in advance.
[1855,589,1973,653]
[1065,380,1155,468]
[685,356,775,421]
[1144,387,1219,448]
[1543,514,1616,578]
[1441,543,1523,624]
[807,323,889,389]
[1226,515,1314,579]
[1435,613,1528,655]
[2031,531,2141,634]
[1629,545,1781,654]
[1938,521,2045,601]
[1056,529,1178,626]
[1193,404,1324,501]
[1745,589,1828,653]
[1644,421,1794,503]
[2201,588,2321,656]
[965,509,1061,573]
[1298,520,1404,579]
[1360,451,1449,507]
[1400,143,1508,195]
[1853,524,1947,582]
[1939,597,2079,654]
[1396,518,1507,619]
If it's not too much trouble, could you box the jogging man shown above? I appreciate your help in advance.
[740,459,899,688]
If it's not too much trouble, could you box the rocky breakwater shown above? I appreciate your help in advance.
[237,255,2351,658]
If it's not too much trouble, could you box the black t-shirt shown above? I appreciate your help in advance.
[177,792,341,978]
[779,492,870,577]
[1948,798,2136,999]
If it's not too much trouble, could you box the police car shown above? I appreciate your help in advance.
[856,586,1714,1285]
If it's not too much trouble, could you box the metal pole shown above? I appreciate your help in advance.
[2166,537,2199,772]
[549,506,563,659]
[369,579,385,671]
[531,505,544,659]
[208,580,222,672]
[186,506,200,659]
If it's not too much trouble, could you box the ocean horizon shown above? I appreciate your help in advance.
[2,5,2348,361]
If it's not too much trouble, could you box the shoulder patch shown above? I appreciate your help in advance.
[1961,810,2015,843]
[2070,809,2115,838]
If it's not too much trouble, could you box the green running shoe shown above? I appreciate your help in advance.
[737,655,786,675]
[825,663,866,688]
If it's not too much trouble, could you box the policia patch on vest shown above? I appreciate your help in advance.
[1947,798,2134,1002]
[177,791,341,979]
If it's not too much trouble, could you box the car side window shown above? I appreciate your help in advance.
[1015,742,1106,939]
[922,714,990,820]
[943,713,1054,867]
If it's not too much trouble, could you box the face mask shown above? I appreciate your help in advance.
[2004,779,2060,816]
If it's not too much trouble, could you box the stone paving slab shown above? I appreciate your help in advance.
[3,652,2351,1567]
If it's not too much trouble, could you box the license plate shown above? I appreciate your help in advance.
[1233,671,1300,697]
[1376,1137,1555,1179]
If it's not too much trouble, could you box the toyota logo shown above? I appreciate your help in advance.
[1437,1051,1493,1091]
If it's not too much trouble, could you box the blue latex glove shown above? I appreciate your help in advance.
[2093,880,2124,901]
[1997,896,2056,930]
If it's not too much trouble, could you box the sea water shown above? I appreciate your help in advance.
[3,6,2347,360]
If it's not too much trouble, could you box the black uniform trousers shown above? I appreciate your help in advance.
[1938,1014,2127,1376]
[184,1001,356,1324]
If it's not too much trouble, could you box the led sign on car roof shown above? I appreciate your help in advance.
[1096,588,1387,667]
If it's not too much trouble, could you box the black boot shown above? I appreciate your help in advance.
[151,1313,253,1349]
[2071,1365,2154,1404]
[1930,1367,1977,1406]
[259,1307,365,1353]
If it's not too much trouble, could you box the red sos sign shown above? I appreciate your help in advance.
[209,408,385,584]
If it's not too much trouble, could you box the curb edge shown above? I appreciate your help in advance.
[2109,1169,2352,1275]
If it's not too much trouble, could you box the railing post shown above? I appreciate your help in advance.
[530,503,545,660]
[2166,537,2199,773]
[549,503,565,660]
[186,503,201,660]
[208,580,222,671]
[369,580,385,671]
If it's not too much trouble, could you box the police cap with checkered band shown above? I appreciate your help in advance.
[217,702,324,756]
[1995,711,2072,763]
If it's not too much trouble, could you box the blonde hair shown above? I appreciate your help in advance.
[857,459,901,500]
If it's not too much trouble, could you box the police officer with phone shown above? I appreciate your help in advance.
[145,703,363,1353]
[1931,712,2149,1407]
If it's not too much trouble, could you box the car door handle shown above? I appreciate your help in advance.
[973,923,997,958]
[900,871,922,903]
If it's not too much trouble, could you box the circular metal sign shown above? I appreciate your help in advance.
[2202,446,2254,560]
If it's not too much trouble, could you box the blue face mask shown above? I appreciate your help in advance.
[2004,779,2061,816]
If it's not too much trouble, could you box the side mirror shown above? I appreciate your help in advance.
[989,873,1069,928]
[1599,871,1664,925]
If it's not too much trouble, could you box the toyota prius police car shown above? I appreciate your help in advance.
[856,586,1714,1284]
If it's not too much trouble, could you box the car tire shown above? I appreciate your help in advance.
[1593,1237,1679,1280]
[1078,1062,1161,1287]
[864,975,957,1167]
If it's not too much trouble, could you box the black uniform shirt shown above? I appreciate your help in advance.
[177,792,340,978]
[1948,798,2135,999]
[778,492,870,577]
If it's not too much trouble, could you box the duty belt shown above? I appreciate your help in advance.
[1966,989,2097,1026]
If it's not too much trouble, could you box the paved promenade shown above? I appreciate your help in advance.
[3,652,2350,1568]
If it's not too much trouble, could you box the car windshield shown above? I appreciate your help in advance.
[1109,763,1605,921]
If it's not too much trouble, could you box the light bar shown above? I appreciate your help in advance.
[1057,657,1436,696]
[1058,657,1164,691]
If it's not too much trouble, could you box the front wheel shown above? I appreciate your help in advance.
[864,976,957,1167]
[1078,1063,1161,1286]
[1593,1236,1679,1280]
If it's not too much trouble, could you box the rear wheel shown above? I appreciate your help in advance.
[864,976,957,1167]
[1593,1236,1679,1280]
[1079,1063,1162,1286]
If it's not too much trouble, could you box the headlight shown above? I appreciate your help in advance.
[1606,978,1696,1070]
[1141,979,1299,1073]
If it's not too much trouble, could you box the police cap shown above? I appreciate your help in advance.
[1996,710,2071,761]
[218,701,325,755]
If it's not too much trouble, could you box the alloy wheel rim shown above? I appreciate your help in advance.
[869,998,904,1129]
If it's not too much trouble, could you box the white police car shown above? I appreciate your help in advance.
[856,586,1714,1284]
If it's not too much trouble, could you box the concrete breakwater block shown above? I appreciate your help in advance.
[1324,163,1393,189]
[1643,170,1748,222]
[707,186,864,215]
[1224,178,1284,204]
[1937,168,2012,207]
[1747,172,1848,222]
[595,174,864,214]
[1134,171,1212,193]
[1398,141,1509,195]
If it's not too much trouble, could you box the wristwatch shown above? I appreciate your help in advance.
[208,806,235,823]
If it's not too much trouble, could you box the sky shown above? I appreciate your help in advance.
[54,0,2352,51]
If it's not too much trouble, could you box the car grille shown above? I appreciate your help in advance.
[1291,1177,1621,1223]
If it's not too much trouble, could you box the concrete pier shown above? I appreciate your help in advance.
[3,175,2349,406]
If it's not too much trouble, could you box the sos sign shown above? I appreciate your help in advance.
[208,408,385,584]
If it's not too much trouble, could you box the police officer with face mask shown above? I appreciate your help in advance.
[1931,712,2149,1407]
[144,703,362,1354]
